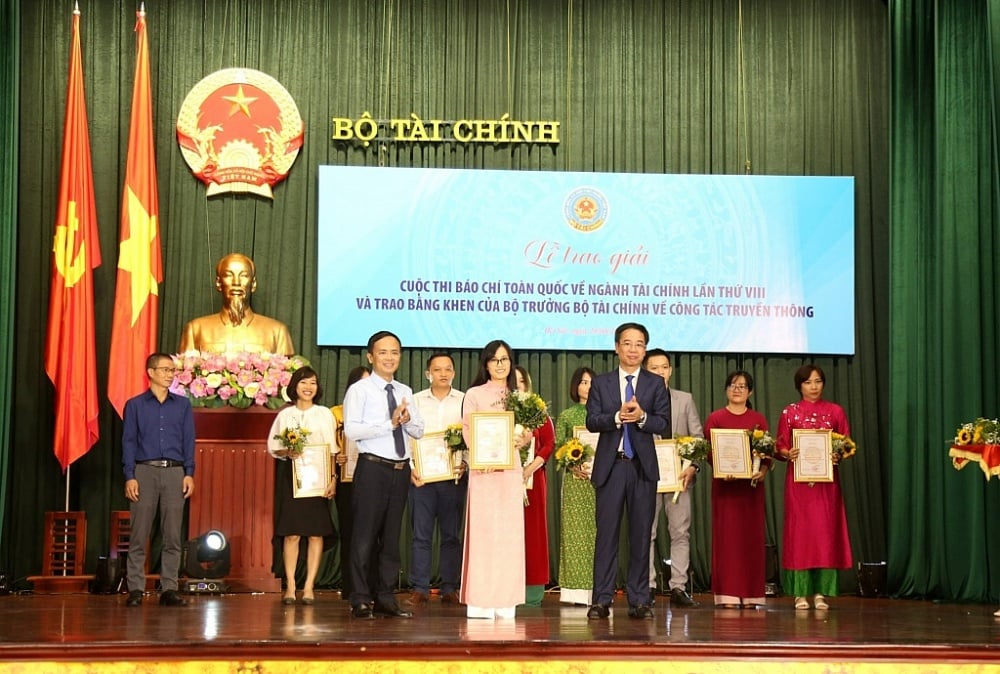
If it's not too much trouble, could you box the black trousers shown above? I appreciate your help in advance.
[348,455,411,607]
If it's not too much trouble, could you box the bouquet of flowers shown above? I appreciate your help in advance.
[831,432,857,461]
[273,425,310,458]
[444,423,467,454]
[504,390,549,505]
[170,350,310,409]
[749,427,776,459]
[444,423,467,484]
[554,437,595,472]
[504,390,549,467]
[675,436,710,464]
[953,418,1000,446]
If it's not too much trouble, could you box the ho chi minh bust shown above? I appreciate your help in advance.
[179,253,296,355]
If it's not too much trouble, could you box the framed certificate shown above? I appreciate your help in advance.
[412,432,454,484]
[710,428,753,479]
[793,429,834,482]
[340,436,360,483]
[292,443,331,498]
[468,411,516,470]
[655,439,682,493]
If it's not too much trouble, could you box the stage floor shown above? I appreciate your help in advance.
[2,591,1000,673]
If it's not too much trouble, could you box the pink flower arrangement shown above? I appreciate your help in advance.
[169,350,310,409]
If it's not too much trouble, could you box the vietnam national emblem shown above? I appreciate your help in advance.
[176,68,304,199]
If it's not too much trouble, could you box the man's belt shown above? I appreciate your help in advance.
[360,453,408,470]
[138,459,184,468]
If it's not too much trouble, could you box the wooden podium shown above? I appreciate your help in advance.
[191,407,281,592]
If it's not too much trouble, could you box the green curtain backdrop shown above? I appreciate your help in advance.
[3,0,889,596]
[888,0,1000,601]
[0,0,18,552]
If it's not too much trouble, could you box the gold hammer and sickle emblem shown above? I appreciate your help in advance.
[53,200,88,288]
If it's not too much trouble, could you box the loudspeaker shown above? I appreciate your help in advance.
[857,561,887,597]
[90,556,127,594]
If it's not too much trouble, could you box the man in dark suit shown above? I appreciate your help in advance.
[586,322,671,619]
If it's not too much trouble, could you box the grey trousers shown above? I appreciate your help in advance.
[648,488,691,591]
[127,464,185,593]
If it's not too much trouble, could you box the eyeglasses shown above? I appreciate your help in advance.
[727,384,748,391]
[488,357,510,366]
[153,367,177,374]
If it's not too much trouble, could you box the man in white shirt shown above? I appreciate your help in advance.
[644,348,702,608]
[407,353,467,607]
[343,330,424,619]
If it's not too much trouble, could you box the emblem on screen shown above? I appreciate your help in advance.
[564,187,609,232]
[176,68,304,199]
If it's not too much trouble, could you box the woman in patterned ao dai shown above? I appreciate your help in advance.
[775,365,852,611]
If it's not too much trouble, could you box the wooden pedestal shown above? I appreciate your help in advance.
[191,407,281,592]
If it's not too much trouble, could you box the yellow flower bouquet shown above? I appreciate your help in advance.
[831,432,857,461]
[274,425,310,458]
[554,437,595,472]
[749,427,776,459]
[444,423,467,484]
[676,436,710,464]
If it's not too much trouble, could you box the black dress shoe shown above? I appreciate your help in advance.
[628,604,654,619]
[159,590,186,607]
[126,590,143,607]
[351,602,375,619]
[373,602,413,618]
[669,587,698,607]
[587,603,611,619]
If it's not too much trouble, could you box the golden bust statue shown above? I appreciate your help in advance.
[179,253,296,355]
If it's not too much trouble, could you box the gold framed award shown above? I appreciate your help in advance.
[655,439,683,493]
[292,443,332,498]
[412,432,454,484]
[468,411,516,470]
[792,429,834,482]
[710,428,753,479]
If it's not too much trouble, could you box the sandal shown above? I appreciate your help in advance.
[813,594,829,610]
[993,607,1000,617]
[794,596,809,610]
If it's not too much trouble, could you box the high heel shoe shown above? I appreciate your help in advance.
[300,594,315,605]
[282,594,296,605]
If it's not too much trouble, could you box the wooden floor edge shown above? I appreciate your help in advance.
[5,642,1000,663]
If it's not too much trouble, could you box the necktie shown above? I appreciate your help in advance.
[385,384,406,457]
[623,375,635,458]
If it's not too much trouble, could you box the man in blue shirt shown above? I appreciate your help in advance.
[122,352,196,607]
[344,331,425,618]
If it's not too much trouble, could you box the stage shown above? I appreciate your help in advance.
[2,591,999,673]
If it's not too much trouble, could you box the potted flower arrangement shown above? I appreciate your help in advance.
[169,350,310,409]
[949,417,1000,477]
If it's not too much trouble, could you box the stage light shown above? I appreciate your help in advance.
[182,530,231,593]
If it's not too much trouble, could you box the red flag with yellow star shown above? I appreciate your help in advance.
[45,7,102,471]
[108,7,162,418]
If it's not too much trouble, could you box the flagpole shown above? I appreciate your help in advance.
[65,466,70,511]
